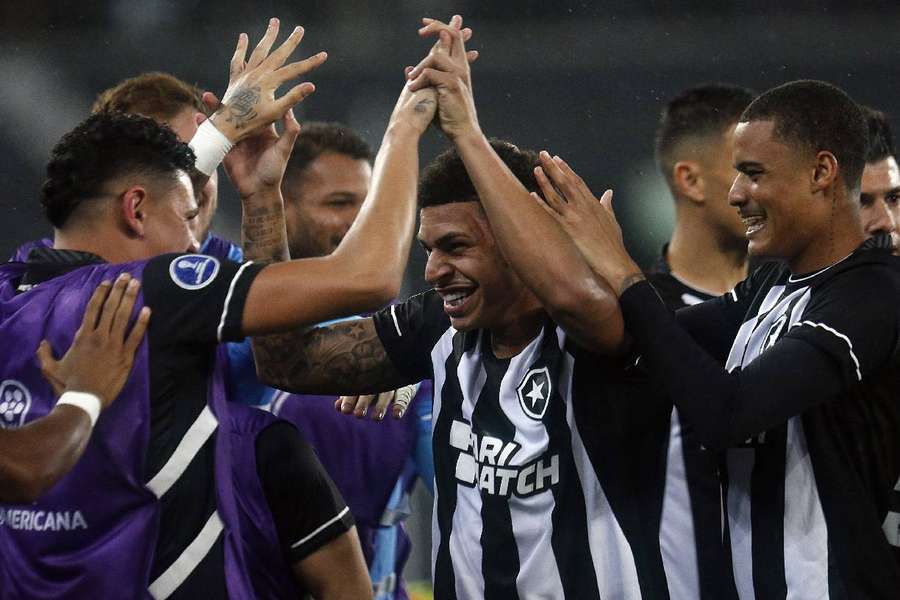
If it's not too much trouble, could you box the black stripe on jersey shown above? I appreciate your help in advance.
[539,330,602,600]
[681,430,739,599]
[432,331,469,600]
[166,532,228,600]
[149,430,219,584]
[474,346,520,600]
[750,426,788,599]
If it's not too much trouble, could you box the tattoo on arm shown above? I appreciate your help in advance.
[242,200,289,264]
[252,318,409,394]
[221,86,261,130]
[617,272,647,297]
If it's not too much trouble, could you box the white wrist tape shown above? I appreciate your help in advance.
[393,383,420,415]
[189,120,233,177]
[57,391,102,427]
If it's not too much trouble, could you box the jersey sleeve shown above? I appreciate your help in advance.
[141,253,264,345]
[780,265,900,385]
[675,261,781,363]
[372,290,450,382]
[256,421,355,563]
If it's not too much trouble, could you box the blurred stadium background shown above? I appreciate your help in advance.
[2,1,900,594]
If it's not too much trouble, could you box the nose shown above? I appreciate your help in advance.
[864,199,897,237]
[728,174,747,208]
[423,251,452,285]
[187,231,201,254]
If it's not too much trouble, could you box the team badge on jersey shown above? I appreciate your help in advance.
[0,379,31,428]
[169,254,220,290]
[517,366,551,420]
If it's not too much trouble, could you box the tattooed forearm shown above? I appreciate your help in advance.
[242,198,289,264]
[221,85,261,130]
[252,318,408,394]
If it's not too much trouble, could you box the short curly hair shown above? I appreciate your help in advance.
[283,121,373,187]
[41,111,196,228]
[419,139,540,208]
[740,80,868,191]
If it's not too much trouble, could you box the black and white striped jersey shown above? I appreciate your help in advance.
[373,291,672,600]
[630,237,900,599]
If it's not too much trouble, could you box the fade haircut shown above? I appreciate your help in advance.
[419,139,540,208]
[655,84,756,186]
[740,80,868,191]
[41,111,196,228]
[91,72,209,120]
[283,122,373,187]
[861,106,895,165]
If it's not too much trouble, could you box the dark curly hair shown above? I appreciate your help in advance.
[284,121,373,188]
[41,111,196,228]
[740,80,868,191]
[419,139,539,208]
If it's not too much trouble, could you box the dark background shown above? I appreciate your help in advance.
[3,0,900,584]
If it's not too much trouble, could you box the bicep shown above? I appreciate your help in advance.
[291,527,372,600]
[253,318,412,395]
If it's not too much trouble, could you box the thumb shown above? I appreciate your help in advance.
[201,91,221,113]
[600,189,615,212]
[278,108,301,154]
[36,340,57,373]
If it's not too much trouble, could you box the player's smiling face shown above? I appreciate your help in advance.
[729,119,820,262]
[419,201,532,331]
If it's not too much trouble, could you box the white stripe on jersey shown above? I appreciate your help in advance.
[727,448,756,600]
[725,283,831,599]
[660,408,701,599]
[501,329,565,598]
[448,333,487,600]
[783,418,829,599]
[562,350,643,599]
[430,329,455,587]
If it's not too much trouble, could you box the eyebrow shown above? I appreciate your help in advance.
[735,160,764,171]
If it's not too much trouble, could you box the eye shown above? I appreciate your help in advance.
[886,193,900,206]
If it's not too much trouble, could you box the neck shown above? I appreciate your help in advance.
[668,212,748,295]
[789,203,866,275]
[489,303,544,359]
[53,228,132,264]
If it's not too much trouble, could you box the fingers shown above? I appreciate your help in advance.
[539,151,582,205]
[97,274,130,334]
[274,51,328,84]
[80,280,112,333]
[275,81,317,113]
[407,67,459,92]
[554,156,594,200]
[531,191,563,222]
[201,91,221,114]
[467,50,480,64]
[600,189,615,212]
[247,17,280,69]
[108,278,141,341]
[370,391,395,421]
[35,340,57,376]
[534,167,567,216]
[263,24,306,71]
[124,307,151,355]
[391,383,418,419]
[352,394,375,417]
[230,32,249,80]
[407,51,458,81]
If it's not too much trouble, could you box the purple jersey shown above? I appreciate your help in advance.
[0,252,328,598]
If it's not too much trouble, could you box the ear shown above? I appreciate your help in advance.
[672,161,705,205]
[194,111,207,127]
[811,151,838,194]
[120,186,148,239]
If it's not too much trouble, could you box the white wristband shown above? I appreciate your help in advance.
[56,391,102,428]
[189,120,233,177]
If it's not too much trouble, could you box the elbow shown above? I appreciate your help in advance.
[0,467,46,504]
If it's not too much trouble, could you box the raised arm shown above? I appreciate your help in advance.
[253,317,410,396]
[0,275,149,503]
[406,18,626,355]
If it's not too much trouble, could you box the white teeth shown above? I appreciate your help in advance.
[742,215,766,235]
[444,291,470,306]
